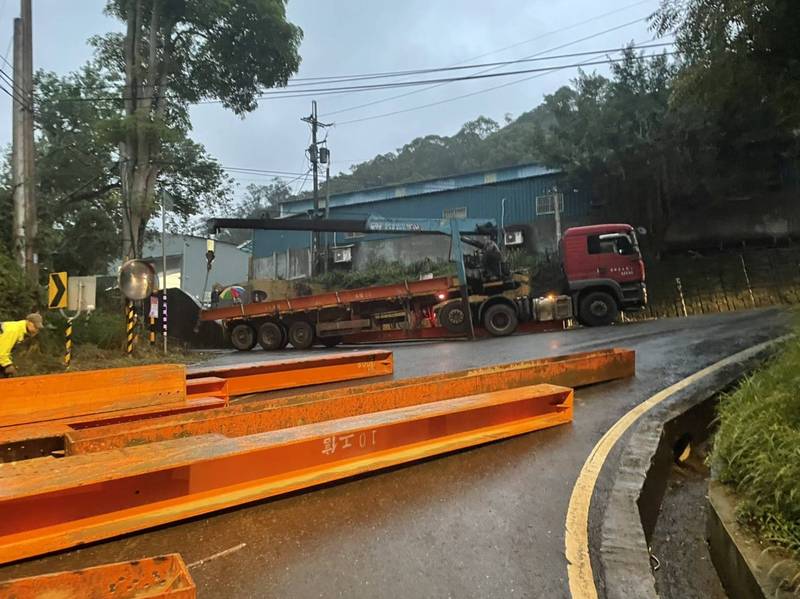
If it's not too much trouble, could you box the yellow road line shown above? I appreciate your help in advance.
[564,335,788,599]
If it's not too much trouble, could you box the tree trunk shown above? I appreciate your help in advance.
[119,0,166,261]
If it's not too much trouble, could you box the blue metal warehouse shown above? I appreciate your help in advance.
[251,163,595,279]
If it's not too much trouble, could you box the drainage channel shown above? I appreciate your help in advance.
[649,439,727,599]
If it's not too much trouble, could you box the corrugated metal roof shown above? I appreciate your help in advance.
[280,163,559,216]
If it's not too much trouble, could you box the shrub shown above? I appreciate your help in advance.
[713,332,800,556]
[0,250,40,321]
[314,259,454,290]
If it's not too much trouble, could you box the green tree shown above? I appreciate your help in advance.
[652,0,799,204]
[533,49,678,247]
[95,0,302,259]
[0,61,236,275]
[654,0,800,131]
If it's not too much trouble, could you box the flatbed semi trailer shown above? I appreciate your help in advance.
[201,218,646,350]
[199,274,573,351]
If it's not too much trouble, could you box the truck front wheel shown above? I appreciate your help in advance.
[288,321,315,350]
[483,304,518,337]
[578,291,619,327]
[230,322,257,351]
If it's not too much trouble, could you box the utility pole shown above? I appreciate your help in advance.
[322,147,331,274]
[553,188,562,248]
[11,18,25,269]
[21,0,37,278]
[301,101,330,276]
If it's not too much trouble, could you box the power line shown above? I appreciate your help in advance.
[335,48,673,126]
[279,1,654,84]
[53,44,672,105]
[0,65,33,110]
[322,16,657,117]
[267,42,671,90]
[222,165,308,177]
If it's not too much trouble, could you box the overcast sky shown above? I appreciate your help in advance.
[0,0,659,202]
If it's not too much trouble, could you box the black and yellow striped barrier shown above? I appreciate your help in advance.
[64,319,73,369]
[125,301,135,355]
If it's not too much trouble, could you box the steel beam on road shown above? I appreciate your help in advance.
[0,384,572,564]
[0,351,393,461]
[0,364,187,428]
[0,397,227,464]
[0,553,195,598]
[185,349,394,397]
[66,349,632,455]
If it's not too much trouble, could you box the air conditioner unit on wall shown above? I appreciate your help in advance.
[333,247,352,263]
[504,230,524,246]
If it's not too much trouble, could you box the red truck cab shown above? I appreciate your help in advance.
[560,224,647,326]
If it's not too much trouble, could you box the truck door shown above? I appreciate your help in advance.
[586,232,643,283]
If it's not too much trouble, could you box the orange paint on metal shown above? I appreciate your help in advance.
[0,398,228,464]
[185,350,394,397]
[66,349,632,455]
[0,553,195,598]
[341,319,566,344]
[0,364,187,428]
[0,352,392,460]
[185,376,229,402]
[199,276,455,322]
[0,384,571,564]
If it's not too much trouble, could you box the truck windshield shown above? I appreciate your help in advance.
[615,233,638,256]
[588,232,640,256]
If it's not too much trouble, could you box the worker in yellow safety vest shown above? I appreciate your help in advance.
[0,313,44,377]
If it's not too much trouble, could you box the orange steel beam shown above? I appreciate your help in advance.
[0,352,392,460]
[0,398,227,464]
[66,349,633,455]
[0,384,572,564]
[185,349,394,397]
[0,364,186,428]
[0,553,195,598]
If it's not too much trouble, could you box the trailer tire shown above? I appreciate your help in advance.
[230,322,257,351]
[483,304,518,337]
[578,291,618,327]
[439,301,469,334]
[277,324,289,349]
[319,335,342,348]
[258,321,284,351]
[288,320,315,350]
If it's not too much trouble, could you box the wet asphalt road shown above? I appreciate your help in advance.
[0,308,790,598]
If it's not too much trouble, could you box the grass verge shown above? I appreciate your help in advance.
[712,332,800,557]
[8,309,209,376]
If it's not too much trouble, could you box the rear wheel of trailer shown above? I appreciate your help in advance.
[230,322,257,351]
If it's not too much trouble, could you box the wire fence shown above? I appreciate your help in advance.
[627,247,800,321]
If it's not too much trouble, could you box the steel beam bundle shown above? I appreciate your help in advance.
[0,364,187,428]
[65,348,633,455]
[0,351,394,462]
[0,384,572,564]
[0,553,195,598]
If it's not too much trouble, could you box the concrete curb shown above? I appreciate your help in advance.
[597,338,786,599]
[707,481,800,599]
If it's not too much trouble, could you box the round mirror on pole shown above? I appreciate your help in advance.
[119,259,157,300]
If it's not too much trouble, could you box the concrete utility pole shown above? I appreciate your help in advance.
[21,0,37,278]
[11,18,25,269]
[10,0,37,276]
[323,148,331,274]
[301,101,330,276]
